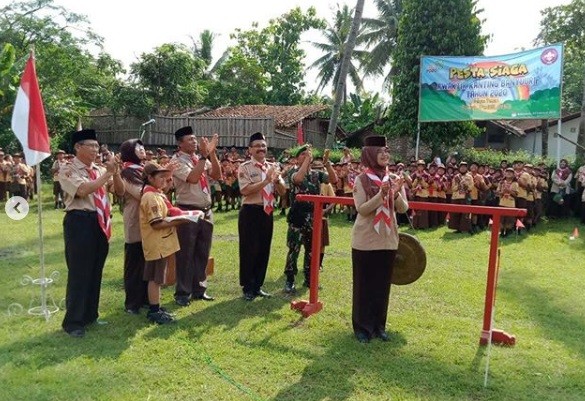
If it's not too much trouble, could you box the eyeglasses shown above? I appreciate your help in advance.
[250,144,267,149]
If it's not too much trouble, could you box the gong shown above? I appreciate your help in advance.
[391,232,427,285]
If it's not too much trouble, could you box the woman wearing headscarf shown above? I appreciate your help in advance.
[119,138,148,314]
[351,136,409,343]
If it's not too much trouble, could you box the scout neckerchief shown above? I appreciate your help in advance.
[190,154,209,194]
[121,162,143,186]
[556,165,571,181]
[255,161,274,215]
[365,168,393,235]
[142,185,201,218]
[87,166,111,240]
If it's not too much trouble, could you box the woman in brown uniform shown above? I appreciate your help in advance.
[351,136,409,343]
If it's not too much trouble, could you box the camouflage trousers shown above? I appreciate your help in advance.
[284,222,313,282]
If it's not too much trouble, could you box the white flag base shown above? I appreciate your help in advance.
[8,272,61,322]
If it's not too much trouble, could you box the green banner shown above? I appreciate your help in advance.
[418,44,563,122]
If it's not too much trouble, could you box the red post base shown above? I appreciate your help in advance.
[290,300,323,318]
[480,329,516,346]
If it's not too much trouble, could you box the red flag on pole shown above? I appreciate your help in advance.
[296,120,304,145]
[11,52,50,166]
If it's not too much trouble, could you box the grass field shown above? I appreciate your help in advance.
[1,189,584,401]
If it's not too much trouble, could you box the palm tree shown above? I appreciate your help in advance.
[360,0,402,92]
[326,0,366,148]
[310,4,367,99]
[192,30,215,67]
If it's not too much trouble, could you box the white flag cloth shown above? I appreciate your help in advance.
[11,53,50,166]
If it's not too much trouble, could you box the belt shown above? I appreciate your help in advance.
[177,204,211,212]
[242,204,263,209]
[66,209,97,216]
[177,204,212,219]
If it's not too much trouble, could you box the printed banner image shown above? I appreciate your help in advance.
[418,44,563,122]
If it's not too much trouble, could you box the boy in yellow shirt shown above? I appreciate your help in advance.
[140,162,202,324]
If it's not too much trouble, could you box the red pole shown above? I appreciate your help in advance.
[290,196,522,345]
[480,213,515,345]
[309,200,324,304]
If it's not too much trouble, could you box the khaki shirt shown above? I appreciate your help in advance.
[172,151,212,208]
[52,160,67,181]
[351,175,409,251]
[59,157,111,211]
[516,171,532,199]
[122,180,143,243]
[497,181,518,208]
[139,190,180,261]
[320,182,335,197]
[0,161,10,182]
[238,159,278,205]
[451,172,473,200]
[12,162,30,185]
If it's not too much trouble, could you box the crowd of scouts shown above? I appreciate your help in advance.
[391,157,584,237]
[4,127,584,342]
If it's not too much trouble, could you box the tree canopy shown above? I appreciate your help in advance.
[384,0,488,155]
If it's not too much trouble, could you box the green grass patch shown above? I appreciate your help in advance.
[1,188,584,400]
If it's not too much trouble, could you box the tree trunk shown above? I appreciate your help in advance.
[541,119,549,158]
[577,70,585,161]
[326,0,365,149]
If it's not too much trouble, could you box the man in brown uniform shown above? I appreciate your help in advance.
[10,152,30,199]
[171,126,221,306]
[237,132,285,300]
[59,129,124,337]
[51,150,67,209]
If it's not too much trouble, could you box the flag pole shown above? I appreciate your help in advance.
[35,164,49,320]
[10,49,59,320]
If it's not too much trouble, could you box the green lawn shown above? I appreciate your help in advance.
[1,190,584,401]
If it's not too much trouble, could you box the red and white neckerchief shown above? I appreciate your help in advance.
[87,166,111,241]
[255,161,274,215]
[365,168,393,235]
[122,162,143,172]
[191,155,209,194]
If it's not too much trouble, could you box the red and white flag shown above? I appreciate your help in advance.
[11,53,50,166]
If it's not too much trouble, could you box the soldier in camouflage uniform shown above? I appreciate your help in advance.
[284,145,337,293]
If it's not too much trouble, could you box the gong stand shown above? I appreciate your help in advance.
[292,194,526,346]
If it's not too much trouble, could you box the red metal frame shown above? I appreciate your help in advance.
[291,195,526,346]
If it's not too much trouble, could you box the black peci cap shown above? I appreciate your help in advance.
[72,129,97,147]
[249,132,265,144]
[174,126,194,141]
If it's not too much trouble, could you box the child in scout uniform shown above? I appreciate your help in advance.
[140,162,202,324]
[496,167,519,237]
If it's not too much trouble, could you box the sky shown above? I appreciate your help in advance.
[23,0,574,93]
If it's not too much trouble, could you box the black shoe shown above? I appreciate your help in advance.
[376,330,390,342]
[355,332,370,343]
[255,289,272,298]
[284,281,296,294]
[158,307,176,316]
[193,293,215,301]
[147,310,175,324]
[243,292,256,301]
[68,329,85,338]
[125,308,140,315]
[175,296,190,307]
